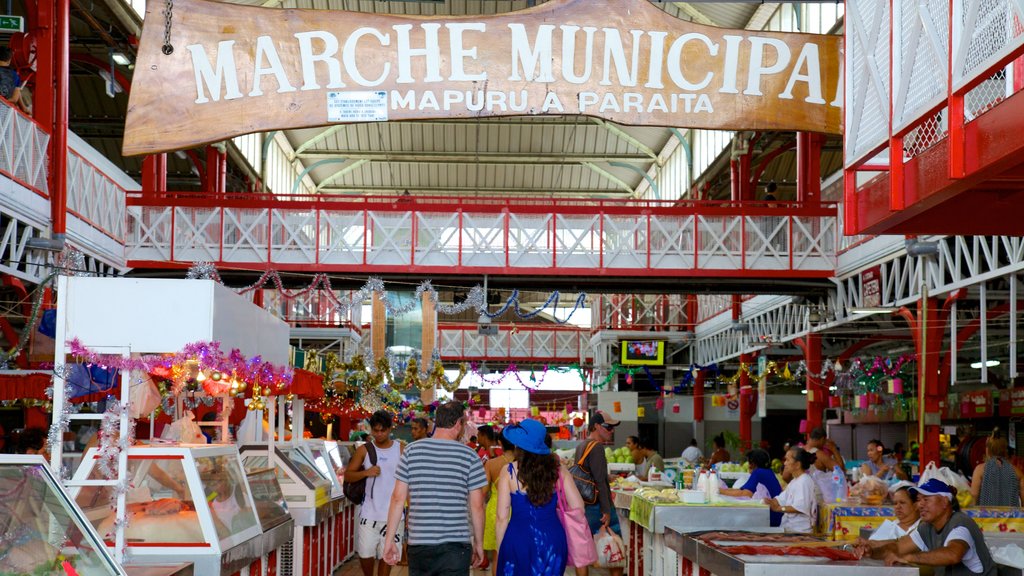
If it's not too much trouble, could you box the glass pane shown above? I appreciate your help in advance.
[281,448,329,488]
[245,465,290,529]
[195,456,261,541]
[75,457,204,544]
[0,463,118,575]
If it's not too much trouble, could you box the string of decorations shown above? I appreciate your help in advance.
[185,262,588,324]
[65,339,294,394]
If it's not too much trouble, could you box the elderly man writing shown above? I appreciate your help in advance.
[856,479,996,575]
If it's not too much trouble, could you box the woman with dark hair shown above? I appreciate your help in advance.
[861,439,897,481]
[483,432,516,574]
[496,419,583,576]
[866,486,920,542]
[857,479,996,574]
[708,434,730,466]
[765,448,819,533]
[719,449,783,527]
[970,428,1024,506]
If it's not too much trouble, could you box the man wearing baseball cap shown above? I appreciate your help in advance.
[856,479,995,575]
[571,410,623,576]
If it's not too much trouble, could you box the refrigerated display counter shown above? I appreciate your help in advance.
[71,445,262,575]
[238,444,347,576]
[0,455,125,576]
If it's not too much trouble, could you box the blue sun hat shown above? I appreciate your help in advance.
[503,419,550,455]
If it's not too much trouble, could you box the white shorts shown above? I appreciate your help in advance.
[356,518,403,559]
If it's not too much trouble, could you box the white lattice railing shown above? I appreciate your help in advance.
[67,150,127,242]
[892,0,949,134]
[846,0,891,165]
[0,101,48,195]
[951,0,1024,91]
[597,294,687,330]
[438,324,588,362]
[126,196,839,277]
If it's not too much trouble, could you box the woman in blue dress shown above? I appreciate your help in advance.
[495,419,568,576]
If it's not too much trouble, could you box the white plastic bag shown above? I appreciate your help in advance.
[162,411,206,444]
[129,370,162,418]
[594,526,626,568]
[919,462,969,493]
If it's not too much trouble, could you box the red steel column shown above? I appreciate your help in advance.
[206,146,222,193]
[797,133,825,207]
[38,0,70,238]
[804,332,825,433]
[693,370,705,423]
[729,159,740,201]
[739,353,753,451]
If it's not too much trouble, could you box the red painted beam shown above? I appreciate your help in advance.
[850,88,1024,235]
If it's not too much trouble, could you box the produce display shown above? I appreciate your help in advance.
[717,462,750,473]
[634,487,680,503]
[605,446,636,464]
[611,477,640,491]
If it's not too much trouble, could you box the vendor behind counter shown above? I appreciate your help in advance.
[858,479,996,576]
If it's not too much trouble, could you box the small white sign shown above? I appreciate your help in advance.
[327,91,388,122]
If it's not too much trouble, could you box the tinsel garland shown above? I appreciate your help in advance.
[466,361,587,390]
[0,272,57,367]
[97,400,134,479]
[66,339,294,391]
[185,264,589,325]
[46,365,79,454]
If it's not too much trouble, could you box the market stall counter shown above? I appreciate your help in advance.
[665,530,920,576]
[239,444,348,576]
[613,488,773,576]
[295,439,357,572]
[820,502,1024,540]
[71,445,262,576]
[242,462,294,576]
[0,455,127,576]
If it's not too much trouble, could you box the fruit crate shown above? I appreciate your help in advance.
[608,463,636,474]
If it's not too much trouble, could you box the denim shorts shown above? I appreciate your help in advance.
[584,503,622,536]
[408,542,472,576]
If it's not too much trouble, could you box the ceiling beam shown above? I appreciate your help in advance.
[296,151,653,164]
[590,118,661,165]
[668,2,716,26]
[581,162,636,194]
[317,185,628,196]
[291,125,345,160]
[315,159,370,192]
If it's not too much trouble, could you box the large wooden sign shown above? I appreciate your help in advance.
[123,0,843,155]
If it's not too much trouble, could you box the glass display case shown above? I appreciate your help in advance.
[239,445,331,514]
[70,445,262,575]
[299,440,343,499]
[0,455,123,576]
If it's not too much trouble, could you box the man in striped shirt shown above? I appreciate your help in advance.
[383,401,487,574]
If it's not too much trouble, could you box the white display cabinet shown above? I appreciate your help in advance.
[299,440,343,500]
[71,445,263,575]
[242,461,294,576]
[239,444,353,576]
[0,455,125,576]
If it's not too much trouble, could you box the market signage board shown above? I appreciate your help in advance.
[122,0,843,155]
[861,265,882,308]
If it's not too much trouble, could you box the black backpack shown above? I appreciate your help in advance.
[343,442,378,505]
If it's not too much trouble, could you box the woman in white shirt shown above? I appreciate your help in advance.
[765,448,819,533]
[868,485,921,541]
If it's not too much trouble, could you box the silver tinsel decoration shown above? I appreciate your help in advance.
[181,264,587,323]
[56,247,88,277]
[186,261,222,281]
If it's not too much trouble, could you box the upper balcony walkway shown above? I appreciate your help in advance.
[123,192,839,292]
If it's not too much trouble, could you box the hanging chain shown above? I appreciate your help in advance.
[161,0,175,55]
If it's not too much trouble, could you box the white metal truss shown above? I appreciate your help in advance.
[694,234,1024,364]
[66,150,127,241]
[892,0,949,132]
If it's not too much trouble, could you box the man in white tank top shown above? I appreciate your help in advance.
[346,410,404,576]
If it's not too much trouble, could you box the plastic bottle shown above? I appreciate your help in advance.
[708,469,720,503]
[831,465,844,503]
[696,470,708,493]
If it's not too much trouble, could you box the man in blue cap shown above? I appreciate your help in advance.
[856,478,995,575]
